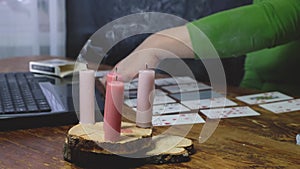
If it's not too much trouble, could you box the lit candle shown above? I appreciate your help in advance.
[79,69,95,124]
[136,68,155,128]
[104,77,124,142]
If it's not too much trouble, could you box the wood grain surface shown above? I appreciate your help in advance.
[0,56,299,169]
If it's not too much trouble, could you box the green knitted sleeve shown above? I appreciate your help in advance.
[186,0,300,59]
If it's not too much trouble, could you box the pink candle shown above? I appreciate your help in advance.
[79,70,95,124]
[104,80,124,142]
[104,71,121,123]
[106,71,122,85]
[136,69,155,128]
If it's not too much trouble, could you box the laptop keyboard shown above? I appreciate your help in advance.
[0,72,51,114]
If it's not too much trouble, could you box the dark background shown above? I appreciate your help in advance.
[66,0,252,86]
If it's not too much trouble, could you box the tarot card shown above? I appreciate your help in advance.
[152,103,191,115]
[124,90,138,99]
[124,89,167,99]
[169,90,223,101]
[132,103,191,115]
[154,76,197,86]
[95,70,110,78]
[236,91,293,105]
[162,83,211,94]
[173,76,197,84]
[155,89,167,96]
[259,99,300,114]
[152,113,205,126]
[181,97,238,110]
[200,106,260,119]
[124,95,176,107]
[124,98,137,107]
[124,82,138,90]
[152,95,177,105]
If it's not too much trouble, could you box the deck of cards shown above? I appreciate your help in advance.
[124,76,254,126]
[100,75,298,126]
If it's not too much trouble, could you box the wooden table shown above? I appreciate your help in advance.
[0,56,299,169]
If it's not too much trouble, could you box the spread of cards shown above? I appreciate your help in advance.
[97,72,299,127]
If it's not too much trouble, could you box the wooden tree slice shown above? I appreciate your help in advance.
[63,122,195,168]
[65,122,152,155]
[145,135,195,164]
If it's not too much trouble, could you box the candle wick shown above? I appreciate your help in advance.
[116,76,118,81]
[115,67,118,73]
[146,64,148,70]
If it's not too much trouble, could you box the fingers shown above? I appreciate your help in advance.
[111,48,162,83]
[113,62,136,82]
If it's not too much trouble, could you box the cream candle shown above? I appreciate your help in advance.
[104,79,124,142]
[136,69,155,128]
[79,69,95,124]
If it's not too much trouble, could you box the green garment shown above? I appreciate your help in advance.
[186,0,300,96]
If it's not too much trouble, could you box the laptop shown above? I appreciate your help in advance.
[0,72,105,131]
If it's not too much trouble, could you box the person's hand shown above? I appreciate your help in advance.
[113,48,161,82]
[111,26,194,82]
